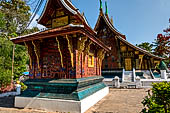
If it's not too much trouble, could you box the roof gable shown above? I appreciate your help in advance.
[38,0,92,30]
[94,10,126,39]
[38,0,77,28]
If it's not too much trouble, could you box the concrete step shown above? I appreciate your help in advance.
[124,71,133,82]
[120,82,136,89]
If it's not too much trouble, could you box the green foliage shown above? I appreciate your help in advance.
[0,11,5,29]
[14,44,28,79]
[0,0,31,34]
[0,0,38,88]
[20,82,27,91]
[0,33,28,80]
[136,42,153,52]
[0,68,12,88]
[141,82,170,113]
[0,35,13,72]
[22,27,39,35]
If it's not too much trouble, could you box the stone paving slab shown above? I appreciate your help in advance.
[85,88,149,113]
[0,88,149,113]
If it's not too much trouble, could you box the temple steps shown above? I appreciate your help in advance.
[124,71,133,82]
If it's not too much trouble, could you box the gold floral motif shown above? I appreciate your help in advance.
[97,49,105,68]
[32,40,41,69]
[77,37,87,65]
[83,40,92,64]
[56,37,63,67]
[139,55,144,69]
[65,35,74,67]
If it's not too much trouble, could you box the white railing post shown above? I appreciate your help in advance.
[114,76,120,88]
[133,68,136,82]
[135,76,141,88]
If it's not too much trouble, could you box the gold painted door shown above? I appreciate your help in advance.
[125,58,132,71]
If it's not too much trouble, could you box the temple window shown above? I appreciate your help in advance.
[88,53,94,67]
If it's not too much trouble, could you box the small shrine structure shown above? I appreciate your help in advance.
[11,0,110,113]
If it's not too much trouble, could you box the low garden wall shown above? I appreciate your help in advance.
[0,84,21,97]
[141,79,170,88]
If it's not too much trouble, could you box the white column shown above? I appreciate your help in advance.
[161,70,167,79]
[133,68,136,82]
[122,68,125,82]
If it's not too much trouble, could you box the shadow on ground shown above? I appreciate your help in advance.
[0,96,15,108]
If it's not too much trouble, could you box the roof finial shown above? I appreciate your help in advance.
[100,0,102,10]
[105,1,108,15]
[110,16,113,25]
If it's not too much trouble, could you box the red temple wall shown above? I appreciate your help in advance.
[102,37,119,69]
[29,38,102,79]
[75,51,100,79]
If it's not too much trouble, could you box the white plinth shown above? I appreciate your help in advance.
[15,87,109,113]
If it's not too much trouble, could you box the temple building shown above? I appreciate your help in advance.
[11,0,110,113]
[95,2,164,72]
[93,1,165,82]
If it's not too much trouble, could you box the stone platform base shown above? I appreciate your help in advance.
[15,87,109,113]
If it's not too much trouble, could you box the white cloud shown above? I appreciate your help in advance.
[28,14,45,30]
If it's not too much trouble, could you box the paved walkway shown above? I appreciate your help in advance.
[0,88,149,113]
[86,88,148,113]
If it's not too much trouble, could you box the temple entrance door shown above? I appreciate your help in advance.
[125,58,132,71]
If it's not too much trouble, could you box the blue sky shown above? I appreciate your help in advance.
[31,0,170,45]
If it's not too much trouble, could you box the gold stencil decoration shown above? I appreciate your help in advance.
[97,49,105,68]
[139,55,144,69]
[65,35,74,67]
[24,42,33,69]
[83,40,92,64]
[52,16,68,28]
[32,40,41,69]
[56,37,64,67]
[154,61,160,68]
[135,51,139,54]
[77,36,88,65]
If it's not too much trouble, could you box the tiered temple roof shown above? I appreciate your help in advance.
[11,0,110,52]
[94,3,164,60]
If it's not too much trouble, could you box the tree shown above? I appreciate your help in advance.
[22,27,39,35]
[152,19,170,58]
[0,11,12,88]
[0,0,31,34]
[141,82,170,113]
[0,0,40,85]
[136,42,153,52]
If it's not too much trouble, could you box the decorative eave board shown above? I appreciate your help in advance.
[117,36,165,60]
[10,24,110,52]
